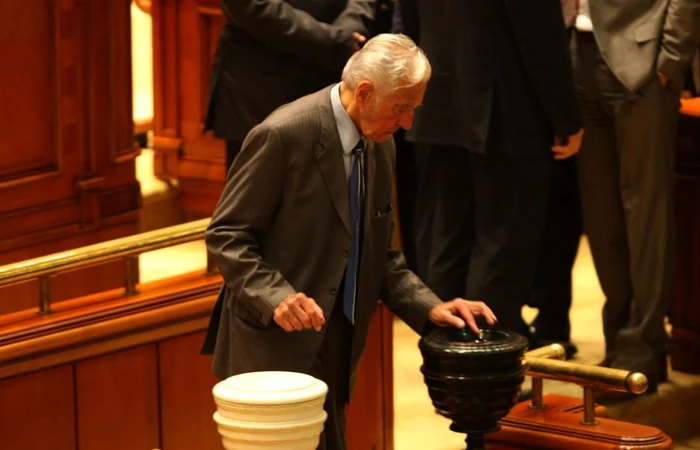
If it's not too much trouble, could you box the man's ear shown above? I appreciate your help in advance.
[355,80,375,105]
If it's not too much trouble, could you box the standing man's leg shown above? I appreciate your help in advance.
[575,31,634,364]
[611,77,678,381]
[394,129,419,272]
[412,144,474,301]
[529,156,582,346]
[576,31,677,382]
[466,151,553,336]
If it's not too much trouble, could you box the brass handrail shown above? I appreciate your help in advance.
[523,354,648,426]
[0,218,214,313]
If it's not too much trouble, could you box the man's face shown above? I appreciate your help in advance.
[356,82,426,142]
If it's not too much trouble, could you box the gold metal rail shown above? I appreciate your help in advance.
[523,345,648,425]
[0,218,215,314]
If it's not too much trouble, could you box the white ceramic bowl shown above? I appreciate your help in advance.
[212,371,329,450]
[213,410,327,450]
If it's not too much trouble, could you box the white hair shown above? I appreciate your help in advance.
[341,33,431,95]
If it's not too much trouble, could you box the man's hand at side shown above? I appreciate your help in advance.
[552,128,584,160]
[428,299,497,335]
[273,293,325,332]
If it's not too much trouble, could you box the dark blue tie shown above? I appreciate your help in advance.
[343,141,365,324]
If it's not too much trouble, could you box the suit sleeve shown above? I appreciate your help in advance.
[205,123,296,327]
[505,0,581,140]
[657,0,700,89]
[378,142,442,335]
[332,0,375,37]
[219,0,357,71]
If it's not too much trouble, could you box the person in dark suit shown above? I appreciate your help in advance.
[527,0,583,358]
[572,0,700,400]
[403,0,582,338]
[200,34,497,450]
[204,0,375,169]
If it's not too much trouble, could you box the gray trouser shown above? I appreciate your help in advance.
[575,32,680,375]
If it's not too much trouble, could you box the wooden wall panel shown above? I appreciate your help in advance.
[75,345,161,450]
[158,331,221,450]
[0,0,141,309]
[0,271,393,450]
[347,304,395,450]
[671,101,700,374]
[0,365,76,450]
[151,0,226,215]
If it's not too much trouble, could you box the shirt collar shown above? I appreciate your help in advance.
[330,83,363,156]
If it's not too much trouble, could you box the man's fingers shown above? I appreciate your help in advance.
[469,301,497,325]
[310,303,325,331]
[291,302,313,329]
[299,298,325,331]
[454,303,480,334]
[443,311,465,329]
[288,315,305,331]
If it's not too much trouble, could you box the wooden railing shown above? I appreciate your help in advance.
[0,218,214,314]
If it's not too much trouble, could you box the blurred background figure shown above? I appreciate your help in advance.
[572,0,700,400]
[403,0,582,340]
[204,0,374,169]
[527,0,583,359]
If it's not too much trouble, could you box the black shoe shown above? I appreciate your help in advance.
[527,324,578,360]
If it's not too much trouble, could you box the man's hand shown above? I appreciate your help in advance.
[352,32,366,52]
[273,293,325,332]
[552,128,584,160]
[428,299,497,335]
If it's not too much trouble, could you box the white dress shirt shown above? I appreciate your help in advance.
[575,0,593,32]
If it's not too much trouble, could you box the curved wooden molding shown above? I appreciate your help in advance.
[0,271,221,379]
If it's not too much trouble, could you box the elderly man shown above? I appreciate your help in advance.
[200,34,496,450]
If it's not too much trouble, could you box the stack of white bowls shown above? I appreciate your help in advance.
[212,371,329,450]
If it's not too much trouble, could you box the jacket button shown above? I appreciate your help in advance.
[330,287,337,296]
[343,249,349,257]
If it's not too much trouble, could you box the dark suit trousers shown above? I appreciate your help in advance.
[312,295,353,450]
[413,145,552,335]
[575,32,678,375]
[528,156,583,341]
[394,129,419,272]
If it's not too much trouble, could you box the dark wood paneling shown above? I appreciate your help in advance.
[158,331,221,450]
[0,0,140,309]
[75,345,161,450]
[671,102,700,374]
[0,267,394,449]
[151,0,226,212]
[347,304,394,450]
[0,365,76,450]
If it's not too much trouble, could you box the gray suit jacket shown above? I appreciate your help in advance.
[590,0,700,92]
[202,86,441,388]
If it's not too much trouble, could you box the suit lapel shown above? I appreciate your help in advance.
[315,88,352,235]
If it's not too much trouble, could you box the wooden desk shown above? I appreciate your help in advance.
[671,98,700,374]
